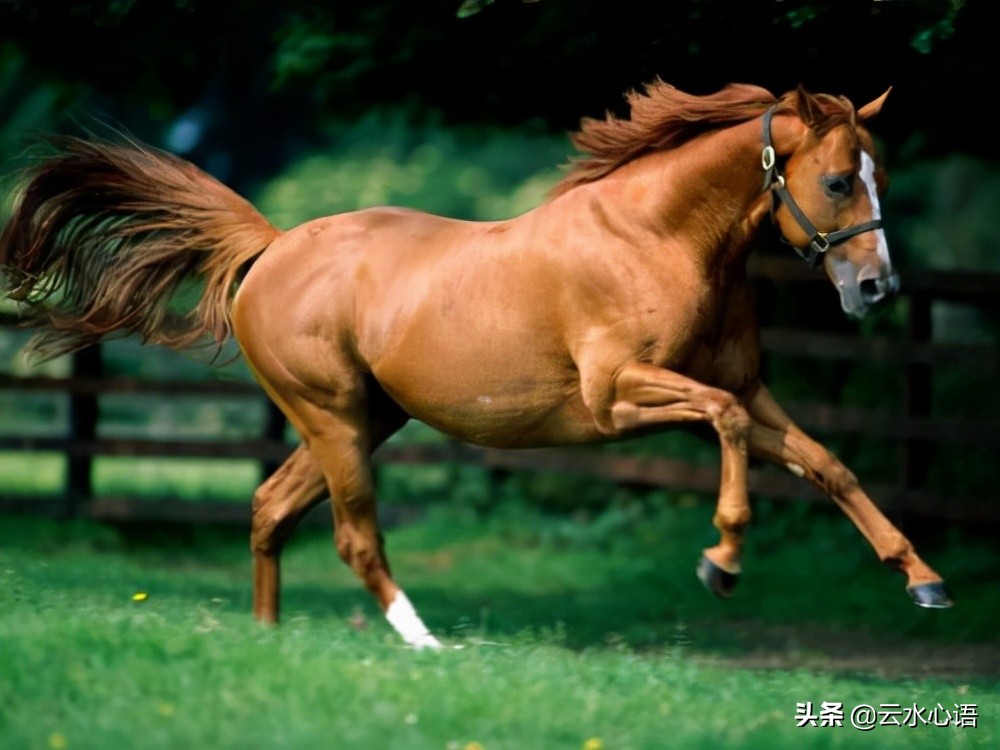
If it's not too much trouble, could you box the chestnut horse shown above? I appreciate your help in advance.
[0,82,953,649]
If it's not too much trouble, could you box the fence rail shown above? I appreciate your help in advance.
[2,256,998,525]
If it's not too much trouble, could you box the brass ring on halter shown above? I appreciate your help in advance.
[761,145,776,171]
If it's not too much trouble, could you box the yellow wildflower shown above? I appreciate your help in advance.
[583,739,603,750]
[132,592,148,602]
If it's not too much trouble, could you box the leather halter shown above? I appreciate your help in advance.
[761,106,883,268]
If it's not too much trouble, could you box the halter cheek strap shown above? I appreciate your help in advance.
[761,106,883,268]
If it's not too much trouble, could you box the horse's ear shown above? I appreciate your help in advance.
[858,87,892,120]
[794,85,823,130]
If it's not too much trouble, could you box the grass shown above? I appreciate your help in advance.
[0,453,262,502]
[0,500,997,750]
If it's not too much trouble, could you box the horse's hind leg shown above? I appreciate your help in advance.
[252,445,327,623]
[274,388,441,649]
[746,384,953,608]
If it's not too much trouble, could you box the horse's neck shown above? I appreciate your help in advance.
[610,118,775,271]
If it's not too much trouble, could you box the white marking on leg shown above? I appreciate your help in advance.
[385,590,442,650]
[786,462,806,477]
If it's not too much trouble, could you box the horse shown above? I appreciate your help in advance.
[0,82,954,649]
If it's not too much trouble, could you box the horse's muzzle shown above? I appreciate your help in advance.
[858,272,900,307]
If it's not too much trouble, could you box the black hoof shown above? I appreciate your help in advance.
[907,581,955,609]
[697,555,739,598]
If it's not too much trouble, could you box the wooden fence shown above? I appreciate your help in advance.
[1,255,998,525]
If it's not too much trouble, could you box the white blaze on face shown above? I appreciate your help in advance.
[829,150,894,318]
[859,151,891,270]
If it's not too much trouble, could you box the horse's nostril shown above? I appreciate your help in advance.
[859,278,885,304]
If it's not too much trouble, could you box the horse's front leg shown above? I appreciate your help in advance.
[608,362,752,596]
[745,384,953,608]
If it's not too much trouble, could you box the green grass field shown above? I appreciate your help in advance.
[1,500,997,750]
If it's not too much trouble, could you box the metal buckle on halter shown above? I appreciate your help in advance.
[793,233,829,268]
[810,232,830,254]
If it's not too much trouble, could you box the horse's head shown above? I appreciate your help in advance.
[766,87,898,318]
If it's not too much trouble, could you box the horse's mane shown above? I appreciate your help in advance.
[552,80,855,196]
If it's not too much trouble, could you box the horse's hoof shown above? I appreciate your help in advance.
[907,581,955,609]
[697,554,738,598]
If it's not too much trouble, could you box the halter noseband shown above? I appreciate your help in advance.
[761,106,883,268]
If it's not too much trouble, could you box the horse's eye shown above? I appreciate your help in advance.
[822,175,853,198]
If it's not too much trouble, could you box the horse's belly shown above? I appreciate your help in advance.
[402,392,601,448]
[371,345,601,448]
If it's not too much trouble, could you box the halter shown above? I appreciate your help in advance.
[760,106,883,268]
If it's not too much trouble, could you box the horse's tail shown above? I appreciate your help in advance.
[0,135,281,360]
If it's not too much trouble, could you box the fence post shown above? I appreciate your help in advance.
[66,344,102,517]
[904,292,933,495]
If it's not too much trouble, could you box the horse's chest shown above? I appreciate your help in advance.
[655,282,760,395]
[681,336,759,395]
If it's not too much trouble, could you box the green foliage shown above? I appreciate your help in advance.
[886,155,1000,272]
[271,10,374,91]
[0,452,66,495]
[0,51,63,170]
[0,452,262,502]
[456,0,542,19]
[0,48,79,233]
[910,0,965,54]
[93,457,262,501]
[783,5,823,29]
[254,113,568,227]
[457,0,495,19]
[0,0,994,169]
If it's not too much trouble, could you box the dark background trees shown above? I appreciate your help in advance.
[2,0,994,187]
